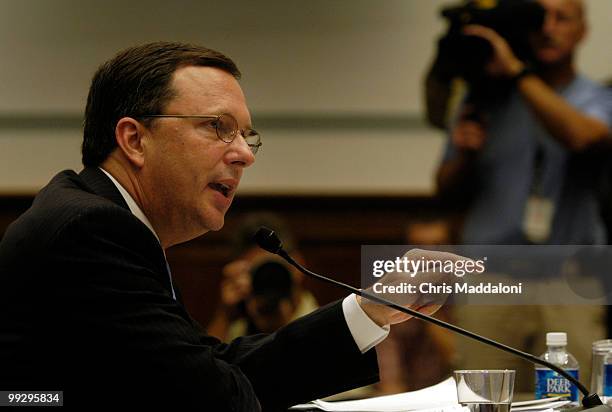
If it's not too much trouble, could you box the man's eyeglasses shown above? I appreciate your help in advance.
[139,113,262,154]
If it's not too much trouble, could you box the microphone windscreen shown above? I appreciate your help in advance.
[254,227,283,254]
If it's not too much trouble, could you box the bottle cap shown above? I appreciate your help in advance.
[547,332,567,346]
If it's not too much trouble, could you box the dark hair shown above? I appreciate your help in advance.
[81,41,241,167]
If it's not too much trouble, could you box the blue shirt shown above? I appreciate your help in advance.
[444,75,612,244]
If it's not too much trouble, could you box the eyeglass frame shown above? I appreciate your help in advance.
[137,113,262,154]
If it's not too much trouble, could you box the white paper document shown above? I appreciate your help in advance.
[290,377,465,412]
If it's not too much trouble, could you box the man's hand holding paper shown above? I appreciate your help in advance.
[358,248,470,327]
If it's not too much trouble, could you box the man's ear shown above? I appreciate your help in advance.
[115,117,146,168]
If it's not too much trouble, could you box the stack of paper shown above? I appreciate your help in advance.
[290,377,464,412]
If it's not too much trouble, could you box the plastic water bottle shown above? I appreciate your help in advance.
[535,332,579,403]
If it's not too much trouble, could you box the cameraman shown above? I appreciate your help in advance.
[435,0,612,390]
[437,0,612,244]
[207,213,318,341]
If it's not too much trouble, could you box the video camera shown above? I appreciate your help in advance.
[431,0,546,103]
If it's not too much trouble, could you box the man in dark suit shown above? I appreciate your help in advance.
[0,42,452,410]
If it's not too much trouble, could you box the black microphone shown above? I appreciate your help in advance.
[254,226,607,411]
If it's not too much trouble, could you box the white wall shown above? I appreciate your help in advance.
[1,0,610,195]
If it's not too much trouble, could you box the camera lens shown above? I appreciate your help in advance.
[250,261,293,314]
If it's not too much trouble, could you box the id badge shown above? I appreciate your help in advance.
[522,195,555,243]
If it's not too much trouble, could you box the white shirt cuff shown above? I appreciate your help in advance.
[342,293,390,353]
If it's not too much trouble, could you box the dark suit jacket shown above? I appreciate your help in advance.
[0,167,379,411]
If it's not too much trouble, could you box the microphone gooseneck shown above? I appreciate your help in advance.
[253,227,601,408]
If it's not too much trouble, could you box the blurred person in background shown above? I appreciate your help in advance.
[436,0,612,242]
[433,0,612,391]
[207,213,318,341]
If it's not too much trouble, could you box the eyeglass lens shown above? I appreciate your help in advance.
[217,114,261,154]
[216,114,237,143]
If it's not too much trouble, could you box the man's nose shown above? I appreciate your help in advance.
[541,12,557,37]
[227,134,256,167]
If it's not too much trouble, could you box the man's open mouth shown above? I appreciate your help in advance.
[208,182,232,198]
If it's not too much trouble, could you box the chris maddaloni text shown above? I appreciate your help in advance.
[373,282,523,295]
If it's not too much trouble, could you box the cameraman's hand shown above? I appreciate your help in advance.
[452,106,487,151]
[357,249,469,327]
[220,260,252,308]
[463,24,524,78]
